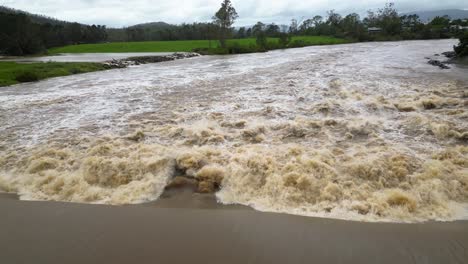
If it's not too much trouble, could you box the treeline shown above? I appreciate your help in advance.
[107,22,218,42]
[107,3,468,47]
[0,6,107,55]
[234,4,468,42]
[1,3,468,56]
[113,3,468,45]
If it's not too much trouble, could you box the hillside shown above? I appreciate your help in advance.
[0,5,68,25]
[0,5,107,55]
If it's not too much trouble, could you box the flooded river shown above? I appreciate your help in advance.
[0,40,467,222]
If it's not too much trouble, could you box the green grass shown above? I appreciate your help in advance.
[48,36,347,54]
[0,61,108,87]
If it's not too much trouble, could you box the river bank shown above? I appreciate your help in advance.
[47,36,347,55]
[0,52,200,87]
[0,61,109,87]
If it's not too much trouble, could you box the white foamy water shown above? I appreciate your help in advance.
[0,40,467,222]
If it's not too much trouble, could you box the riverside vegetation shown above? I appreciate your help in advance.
[0,53,201,87]
[0,62,108,87]
[48,36,347,55]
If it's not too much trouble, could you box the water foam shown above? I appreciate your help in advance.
[0,40,467,222]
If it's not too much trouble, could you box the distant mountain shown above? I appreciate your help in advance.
[130,21,172,29]
[402,9,468,22]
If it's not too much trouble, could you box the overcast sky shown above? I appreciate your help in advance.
[2,0,467,27]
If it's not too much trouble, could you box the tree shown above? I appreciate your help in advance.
[245,28,252,37]
[289,19,298,34]
[327,10,342,27]
[256,31,267,51]
[252,22,265,36]
[212,0,238,48]
[278,33,291,47]
[454,32,468,57]
[236,27,246,38]
[430,16,450,27]
[325,10,343,36]
[299,19,314,33]
[0,12,44,55]
[0,7,108,55]
[312,16,323,27]
[252,22,267,50]
[341,13,366,40]
[66,22,82,43]
[265,23,280,37]
[368,3,401,36]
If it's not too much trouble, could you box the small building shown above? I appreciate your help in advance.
[450,25,468,31]
[368,27,382,34]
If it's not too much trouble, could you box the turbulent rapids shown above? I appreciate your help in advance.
[0,40,467,222]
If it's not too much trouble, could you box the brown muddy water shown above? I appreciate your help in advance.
[0,39,467,222]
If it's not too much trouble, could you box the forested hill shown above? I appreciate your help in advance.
[0,6,107,55]
[0,6,67,25]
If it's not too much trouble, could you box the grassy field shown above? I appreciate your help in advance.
[0,62,108,87]
[48,36,347,54]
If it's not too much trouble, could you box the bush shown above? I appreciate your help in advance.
[454,32,468,57]
[194,43,265,55]
[256,33,268,51]
[278,33,291,48]
[227,42,257,54]
[266,41,282,50]
[289,40,308,48]
[192,47,229,55]
[69,68,81,74]
[15,71,39,83]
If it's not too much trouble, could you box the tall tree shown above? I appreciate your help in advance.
[212,0,238,48]
[236,27,246,38]
[366,3,401,36]
[289,19,298,34]
[252,22,265,36]
[265,24,280,37]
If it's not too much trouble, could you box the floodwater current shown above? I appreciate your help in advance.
[0,39,467,222]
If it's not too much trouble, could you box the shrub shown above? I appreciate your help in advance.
[454,32,468,57]
[278,33,291,48]
[15,71,39,83]
[256,33,268,51]
[69,68,81,74]
[227,42,254,54]
[192,47,229,55]
[289,40,308,48]
[266,41,282,50]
